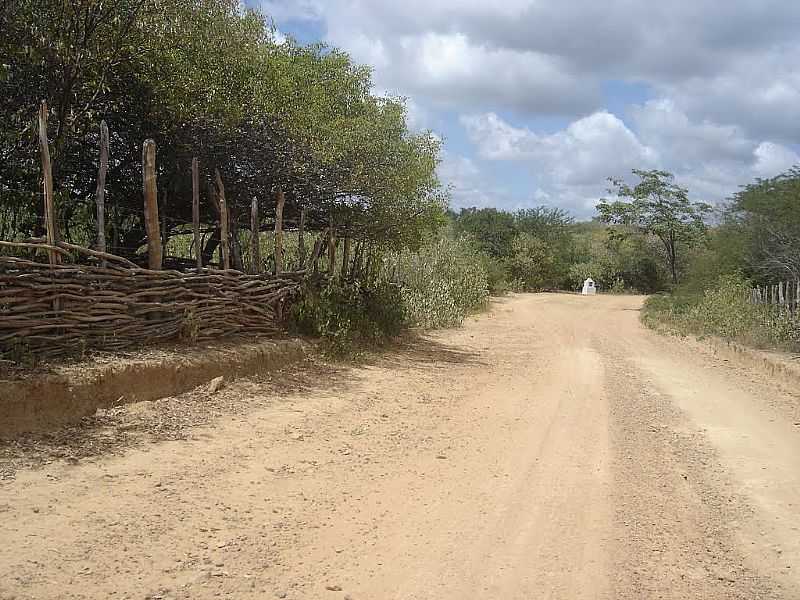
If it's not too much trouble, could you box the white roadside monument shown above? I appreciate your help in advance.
[581,278,597,295]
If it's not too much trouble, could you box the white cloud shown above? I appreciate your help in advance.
[462,111,656,186]
[460,107,799,215]
[437,153,500,209]
[459,113,536,160]
[753,142,800,178]
[258,0,800,216]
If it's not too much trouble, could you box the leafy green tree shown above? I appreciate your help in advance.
[598,169,710,284]
[1,0,445,265]
[728,167,800,281]
[453,208,517,258]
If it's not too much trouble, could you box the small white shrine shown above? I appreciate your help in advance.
[581,278,597,295]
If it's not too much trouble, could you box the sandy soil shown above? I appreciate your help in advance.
[1,293,799,599]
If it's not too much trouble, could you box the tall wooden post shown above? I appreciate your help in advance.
[341,236,351,280]
[215,169,230,270]
[328,212,336,277]
[192,157,202,270]
[251,197,261,274]
[160,189,169,259]
[38,101,59,266]
[274,188,285,275]
[298,208,306,268]
[142,139,162,270]
[796,279,800,315]
[311,237,322,273]
[95,120,109,263]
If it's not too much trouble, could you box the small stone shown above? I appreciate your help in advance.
[325,585,342,592]
[435,455,447,460]
[208,376,225,394]
[275,592,287,598]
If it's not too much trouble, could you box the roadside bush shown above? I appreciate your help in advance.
[506,234,566,291]
[387,235,489,328]
[642,274,800,350]
[290,279,406,355]
[480,255,512,295]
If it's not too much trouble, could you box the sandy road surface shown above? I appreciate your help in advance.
[1,294,799,599]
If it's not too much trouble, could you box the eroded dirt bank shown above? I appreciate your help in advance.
[1,294,798,599]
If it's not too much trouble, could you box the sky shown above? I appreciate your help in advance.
[248,0,800,218]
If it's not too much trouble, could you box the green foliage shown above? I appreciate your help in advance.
[728,167,800,282]
[1,0,445,263]
[479,255,512,295]
[598,169,711,284]
[453,208,517,258]
[386,235,489,328]
[451,207,576,291]
[290,279,406,355]
[506,234,565,291]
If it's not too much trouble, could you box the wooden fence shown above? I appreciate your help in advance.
[749,280,800,315]
[0,254,306,360]
[0,101,347,363]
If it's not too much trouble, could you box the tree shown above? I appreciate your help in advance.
[453,208,517,258]
[1,0,445,265]
[728,166,800,281]
[597,169,710,284]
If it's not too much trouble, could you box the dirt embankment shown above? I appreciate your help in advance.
[1,294,798,600]
[0,339,310,437]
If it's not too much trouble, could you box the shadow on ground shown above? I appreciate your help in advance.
[0,332,481,479]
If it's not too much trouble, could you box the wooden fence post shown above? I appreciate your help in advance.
[95,120,109,263]
[780,281,786,314]
[160,189,169,259]
[251,197,261,274]
[298,208,306,268]
[142,139,162,270]
[215,169,230,270]
[192,157,202,270]
[274,188,285,275]
[310,234,323,273]
[328,212,336,277]
[796,280,800,315]
[341,235,351,280]
[38,101,59,266]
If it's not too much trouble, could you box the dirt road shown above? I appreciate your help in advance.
[2,294,799,599]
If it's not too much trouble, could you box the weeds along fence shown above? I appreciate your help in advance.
[749,280,800,316]
[0,101,359,363]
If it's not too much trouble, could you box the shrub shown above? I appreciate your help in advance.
[506,234,565,291]
[387,235,489,328]
[642,273,800,350]
[481,255,512,295]
[290,279,406,355]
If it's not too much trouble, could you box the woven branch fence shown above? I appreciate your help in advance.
[0,245,310,361]
[0,102,351,363]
